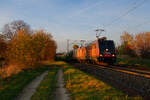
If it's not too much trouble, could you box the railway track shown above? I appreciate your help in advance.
[97,63,150,78]
[72,63,150,100]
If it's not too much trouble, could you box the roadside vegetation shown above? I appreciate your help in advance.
[0,65,48,100]
[31,66,58,100]
[117,32,150,68]
[118,32,150,58]
[0,20,57,100]
[0,20,56,78]
[63,64,143,100]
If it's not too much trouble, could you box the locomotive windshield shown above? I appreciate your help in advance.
[98,40,115,53]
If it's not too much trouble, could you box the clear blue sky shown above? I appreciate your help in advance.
[0,0,150,52]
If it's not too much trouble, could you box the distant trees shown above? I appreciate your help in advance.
[1,20,56,68]
[118,32,150,58]
[118,32,135,56]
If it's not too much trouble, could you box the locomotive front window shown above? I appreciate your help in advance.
[99,40,115,53]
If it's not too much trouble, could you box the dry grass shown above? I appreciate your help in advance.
[41,61,66,66]
[63,64,143,100]
[0,61,66,79]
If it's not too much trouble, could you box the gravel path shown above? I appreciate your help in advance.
[16,71,48,100]
[53,68,70,100]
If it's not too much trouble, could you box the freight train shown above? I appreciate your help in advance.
[73,37,116,64]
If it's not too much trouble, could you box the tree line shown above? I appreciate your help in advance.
[118,31,150,58]
[0,20,56,69]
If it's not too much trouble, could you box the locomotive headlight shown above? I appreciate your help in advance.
[100,54,103,57]
[112,54,115,57]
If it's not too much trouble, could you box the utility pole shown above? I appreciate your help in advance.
[67,39,69,53]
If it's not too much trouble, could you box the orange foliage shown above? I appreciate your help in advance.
[7,29,36,67]
[0,63,23,78]
[0,20,57,78]
[6,29,56,68]
[135,32,150,56]
[120,32,150,57]
[120,32,135,49]
[32,30,56,61]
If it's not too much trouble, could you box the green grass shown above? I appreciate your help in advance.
[117,56,150,68]
[31,66,58,100]
[63,64,143,100]
[0,65,48,100]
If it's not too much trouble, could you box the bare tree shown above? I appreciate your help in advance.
[2,20,31,39]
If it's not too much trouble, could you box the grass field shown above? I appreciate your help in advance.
[0,65,48,100]
[117,56,150,68]
[63,64,143,100]
[31,66,58,100]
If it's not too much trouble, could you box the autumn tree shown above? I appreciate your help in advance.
[32,30,56,61]
[119,31,150,58]
[7,29,36,68]
[120,32,136,56]
[134,32,150,58]
[1,20,56,69]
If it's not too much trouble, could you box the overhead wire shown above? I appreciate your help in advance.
[133,20,150,28]
[105,0,148,28]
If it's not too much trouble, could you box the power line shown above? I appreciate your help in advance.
[69,0,106,18]
[125,20,150,32]
[105,0,148,28]
[134,20,150,28]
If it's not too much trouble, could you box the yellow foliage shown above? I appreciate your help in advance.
[0,21,57,78]
[6,29,56,68]
[120,32,135,49]
[120,32,150,57]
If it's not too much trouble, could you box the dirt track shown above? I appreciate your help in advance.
[16,71,48,100]
[53,68,70,100]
